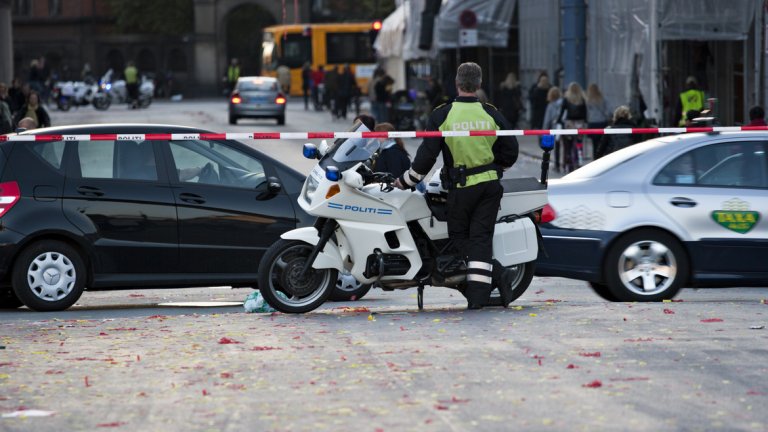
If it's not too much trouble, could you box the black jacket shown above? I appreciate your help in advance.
[376,144,411,178]
[13,104,51,129]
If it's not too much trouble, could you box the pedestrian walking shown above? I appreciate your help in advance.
[528,72,551,129]
[0,82,14,134]
[324,66,339,116]
[541,87,563,171]
[301,62,312,110]
[497,73,523,129]
[595,105,637,158]
[336,65,355,120]
[374,72,394,123]
[393,62,519,310]
[558,82,587,172]
[13,91,50,129]
[7,78,25,115]
[586,83,611,159]
[277,64,291,95]
[747,106,766,126]
[311,65,325,111]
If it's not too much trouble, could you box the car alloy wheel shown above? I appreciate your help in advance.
[605,230,687,302]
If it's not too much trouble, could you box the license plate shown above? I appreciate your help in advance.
[249,97,266,104]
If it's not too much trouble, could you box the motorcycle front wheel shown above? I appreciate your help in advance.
[139,95,152,108]
[93,95,111,111]
[257,240,338,314]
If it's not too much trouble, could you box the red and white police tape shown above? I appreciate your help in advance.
[2,125,768,142]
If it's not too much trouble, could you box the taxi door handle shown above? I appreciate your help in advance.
[670,197,697,208]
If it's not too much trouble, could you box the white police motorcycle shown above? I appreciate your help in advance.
[258,123,553,313]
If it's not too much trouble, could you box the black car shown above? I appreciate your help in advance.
[0,124,368,311]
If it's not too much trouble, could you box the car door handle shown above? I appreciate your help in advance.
[179,192,206,204]
[76,186,104,197]
[670,197,697,208]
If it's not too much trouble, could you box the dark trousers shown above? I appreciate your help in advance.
[447,180,503,305]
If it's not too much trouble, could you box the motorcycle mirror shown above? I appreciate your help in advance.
[540,135,555,151]
[317,139,329,156]
[303,143,319,159]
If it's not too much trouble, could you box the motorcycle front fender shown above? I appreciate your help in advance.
[280,227,343,270]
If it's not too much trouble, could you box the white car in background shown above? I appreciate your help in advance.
[536,132,768,301]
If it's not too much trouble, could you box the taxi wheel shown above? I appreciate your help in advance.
[588,282,620,302]
[604,230,688,302]
[11,240,87,312]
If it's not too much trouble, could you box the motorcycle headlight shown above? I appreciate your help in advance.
[304,174,319,203]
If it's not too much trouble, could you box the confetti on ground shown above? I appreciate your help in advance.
[218,337,242,344]
[663,309,675,314]
[2,409,56,418]
[582,380,603,388]
[700,318,724,323]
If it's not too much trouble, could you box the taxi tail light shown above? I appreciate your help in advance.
[540,204,556,224]
[0,181,21,218]
[275,94,287,104]
[231,93,242,104]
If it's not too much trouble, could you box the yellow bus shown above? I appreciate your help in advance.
[262,22,379,96]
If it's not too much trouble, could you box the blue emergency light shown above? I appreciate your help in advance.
[540,135,555,151]
[326,166,341,181]
[303,143,318,159]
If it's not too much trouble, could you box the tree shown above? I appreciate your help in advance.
[107,0,193,35]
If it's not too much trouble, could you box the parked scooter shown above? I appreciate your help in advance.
[100,69,154,108]
[51,79,111,111]
[257,122,554,313]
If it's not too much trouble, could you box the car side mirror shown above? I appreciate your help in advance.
[256,176,282,200]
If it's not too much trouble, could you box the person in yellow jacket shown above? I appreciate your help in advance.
[226,58,240,95]
[676,76,705,126]
[124,61,139,109]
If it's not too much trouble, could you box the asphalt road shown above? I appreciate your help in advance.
[1,98,766,431]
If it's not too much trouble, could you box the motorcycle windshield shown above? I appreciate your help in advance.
[319,122,380,172]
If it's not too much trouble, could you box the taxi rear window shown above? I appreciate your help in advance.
[238,80,278,92]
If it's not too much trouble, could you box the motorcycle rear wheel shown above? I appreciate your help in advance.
[489,261,535,305]
[257,240,337,314]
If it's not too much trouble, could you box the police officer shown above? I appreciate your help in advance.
[394,62,519,309]
[676,76,705,126]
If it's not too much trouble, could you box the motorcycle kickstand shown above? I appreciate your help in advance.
[417,283,424,311]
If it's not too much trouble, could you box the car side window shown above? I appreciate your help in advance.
[78,140,158,181]
[653,141,767,188]
[31,140,66,170]
[168,140,266,189]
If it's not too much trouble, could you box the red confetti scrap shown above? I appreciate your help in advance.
[400,326,407,331]
[700,318,724,323]
[340,355,347,361]
[99,332,109,336]
[566,364,579,369]
[218,337,242,344]
[45,370,64,375]
[96,422,126,428]
[670,299,684,302]
[137,392,147,397]
[136,355,141,361]
[746,390,766,396]
[111,327,137,331]
[582,380,603,388]
[147,315,165,320]
[250,346,282,351]
[128,294,145,298]
[579,352,601,357]
[220,372,233,379]
[663,309,675,314]
[202,389,209,396]
[434,404,450,410]
[0,362,14,367]
[292,336,301,340]
[85,376,91,387]
[535,289,545,294]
